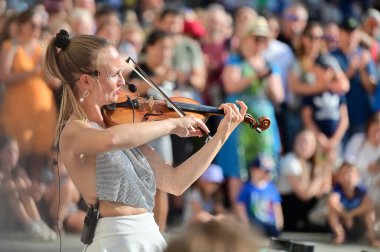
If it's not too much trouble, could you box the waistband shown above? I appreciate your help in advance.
[94,212,159,239]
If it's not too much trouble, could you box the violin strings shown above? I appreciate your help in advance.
[126,57,186,118]
[126,57,212,141]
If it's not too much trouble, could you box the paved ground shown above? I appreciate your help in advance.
[0,230,379,252]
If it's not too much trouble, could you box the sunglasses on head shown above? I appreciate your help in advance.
[323,35,338,43]
[285,14,302,22]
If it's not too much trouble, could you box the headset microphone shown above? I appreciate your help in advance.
[126,82,137,93]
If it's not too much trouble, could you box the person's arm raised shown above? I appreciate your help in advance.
[60,115,208,157]
[144,101,247,196]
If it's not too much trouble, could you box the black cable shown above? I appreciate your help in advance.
[52,151,62,252]
[127,97,136,123]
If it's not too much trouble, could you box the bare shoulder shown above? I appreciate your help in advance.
[59,120,92,150]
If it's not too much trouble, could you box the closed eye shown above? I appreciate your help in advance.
[108,70,122,79]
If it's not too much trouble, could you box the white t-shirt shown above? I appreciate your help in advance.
[344,133,380,205]
[264,39,294,99]
[276,153,312,195]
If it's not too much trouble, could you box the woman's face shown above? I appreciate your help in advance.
[235,7,256,34]
[302,26,324,55]
[160,14,183,34]
[92,47,125,105]
[240,35,268,58]
[0,140,19,171]
[19,13,42,39]
[294,131,317,159]
[146,37,173,67]
[97,23,121,45]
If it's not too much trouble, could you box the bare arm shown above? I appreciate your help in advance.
[359,51,377,94]
[328,192,345,216]
[274,203,284,230]
[0,45,40,85]
[235,202,250,226]
[301,106,330,149]
[61,115,208,157]
[286,174,324,201]
[330,104,349,148]
[183,67,206,93]
[348,195,374,218]
[359,68,376,93]
[266,73,284,105]
[301,106,320,134]
[331,71,350,94]
[288,70,324,96]
[140,102,247,195]
[222,65,256,94]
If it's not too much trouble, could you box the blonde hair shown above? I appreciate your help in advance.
[44,32,111,146]
[165,218,262,252]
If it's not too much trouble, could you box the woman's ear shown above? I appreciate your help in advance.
[77,74,91,92]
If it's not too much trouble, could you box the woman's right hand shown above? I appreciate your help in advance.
[170,115,210,138]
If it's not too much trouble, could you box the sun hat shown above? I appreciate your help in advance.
[200,164,224,183]
[245,16,271,37]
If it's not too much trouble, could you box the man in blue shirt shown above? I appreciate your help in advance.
[331,16,378,140]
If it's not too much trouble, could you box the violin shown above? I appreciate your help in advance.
[101,91,271,133]
[100,57,271,141]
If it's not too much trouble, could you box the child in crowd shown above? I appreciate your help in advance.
[327,163,380,247]
[344,110,380,232]
[277,129,329,231]
[0,135,56,241]
[42,160,86,234]
[236,154,283,237]
[182,164,226,225]
[302,54,349,173]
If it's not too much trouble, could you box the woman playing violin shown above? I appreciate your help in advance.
[44,29,247,252]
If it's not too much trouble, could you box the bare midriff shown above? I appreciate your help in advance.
[99,201,148,217]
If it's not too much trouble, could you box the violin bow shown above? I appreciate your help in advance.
[126,57,212,142]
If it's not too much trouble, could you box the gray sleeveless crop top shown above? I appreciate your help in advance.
[91,123,156,212]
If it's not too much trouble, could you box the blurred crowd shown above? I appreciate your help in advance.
[0,0,380,247]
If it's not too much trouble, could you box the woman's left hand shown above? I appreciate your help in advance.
[216,100,247,137]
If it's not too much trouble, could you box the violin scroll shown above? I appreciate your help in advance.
[244,114,271,133]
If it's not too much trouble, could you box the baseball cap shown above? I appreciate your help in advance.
[249,154,275,172]
[200,164,224,183]
[340,16,360,31]
[183,20,206,39]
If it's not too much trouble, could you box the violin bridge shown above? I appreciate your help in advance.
[148,96,155,110]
